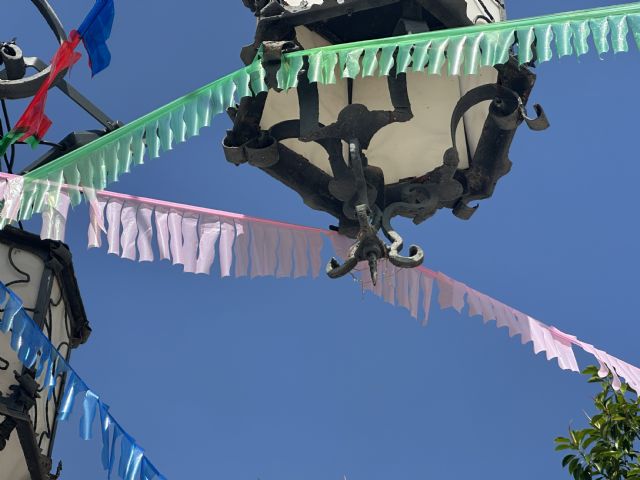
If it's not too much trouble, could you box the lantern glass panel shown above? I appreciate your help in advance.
[260,25,499,185]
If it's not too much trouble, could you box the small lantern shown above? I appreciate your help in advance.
[0,227,91,480]
[224,0,547,283]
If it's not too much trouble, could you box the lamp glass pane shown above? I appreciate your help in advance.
[260,26,498,184]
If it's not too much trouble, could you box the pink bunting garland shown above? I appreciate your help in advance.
[1,173,639,393]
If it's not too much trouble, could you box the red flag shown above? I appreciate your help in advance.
[14,31,82,142]
[0,31,82,158]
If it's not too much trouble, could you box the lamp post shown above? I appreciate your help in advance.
[224,0,548,283]
[0,2,115,478]
[0,227,91,480]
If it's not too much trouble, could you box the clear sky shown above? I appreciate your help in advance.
[6,1,639,479]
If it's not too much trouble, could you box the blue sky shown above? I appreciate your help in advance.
[6,1,639,479]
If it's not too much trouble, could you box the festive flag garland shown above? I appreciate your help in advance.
[0,0,115,158]
[0,173,637,395]
[0,4,638,478]
[0,282,165,480]
[280,1,640,82]
[5,3,640,227]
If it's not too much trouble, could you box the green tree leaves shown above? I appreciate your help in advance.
[556,366,640,480]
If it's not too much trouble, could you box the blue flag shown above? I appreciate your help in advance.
[78,0,115,76]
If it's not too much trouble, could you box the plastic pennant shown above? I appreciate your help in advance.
[181,214,199,273]
[292,229,310,278]
[1,287,21,334]
[233,219,250,277]
[0,176,24,227]
[276,228,294,278]
[307,232,324,278]
[99,402,112,470]
[196,215,221,275]
[136,204,155,263]
[411,41,431,73]
[81,390,100,440]
[87,190,108,248]
[571,20,591,57]
[516,27,536,64]
[168,210,184,266]
[219,218,236,278]
[106,198,124,256]
[154,208,171,261]
[420,273,435,326]
[78,0,115,76]
[59,371,84,422]
[361,47,379,78]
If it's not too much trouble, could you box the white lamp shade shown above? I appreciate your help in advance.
[260,22,501,185]
[0,239,83,480]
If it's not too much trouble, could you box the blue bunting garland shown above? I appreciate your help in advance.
[0,282,165,480]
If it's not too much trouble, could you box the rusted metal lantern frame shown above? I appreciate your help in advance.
[225,0,548,283]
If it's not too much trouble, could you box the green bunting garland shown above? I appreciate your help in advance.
[5,2,640,225]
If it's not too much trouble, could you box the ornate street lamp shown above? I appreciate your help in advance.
[0,227,91,480]
[0,2,113,479]
[224,0,548,283]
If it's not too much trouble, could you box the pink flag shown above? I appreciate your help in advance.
[293,230,309,278]
[87,191,107,249]
[219,219,235,277]
[136,204,154,263]
[196,216,221,275]
[276,228,294,278]
[420,273,435,326]
[168,210,184,266]
[250,223,267,278]
[307,232,324,278]
[234,219,250,277]
[154,208,171,261]
[181,215,199,273]
[106,199,123,255]
[120,201,139,261]
[41,191,70,242]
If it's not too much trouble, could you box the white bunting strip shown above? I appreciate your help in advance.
[0,175,637,392]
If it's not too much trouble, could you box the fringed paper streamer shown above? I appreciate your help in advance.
[2,176,639,392]
[47,184,328,281]
[3,3,639,229]
[12,60,265,227]
[282,1,640,81]
[330,238,640,391]
[0,282,165,480]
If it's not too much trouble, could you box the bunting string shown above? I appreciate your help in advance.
[6,3,640,226]
[0,282,165,480]
[0,173,637,395]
